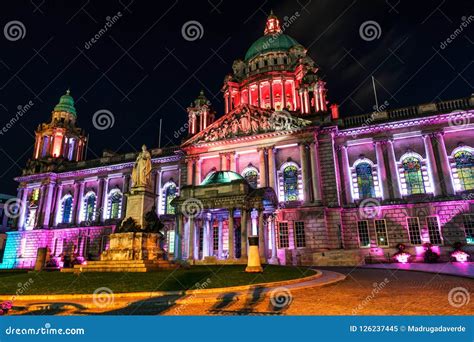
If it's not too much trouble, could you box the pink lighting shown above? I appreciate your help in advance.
[395,253,411,264]
[452,250,469,263]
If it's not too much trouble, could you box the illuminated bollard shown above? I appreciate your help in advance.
[245,236,263,273]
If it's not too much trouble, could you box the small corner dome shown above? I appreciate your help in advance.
[53,89,76,116]
[201,171,245,185]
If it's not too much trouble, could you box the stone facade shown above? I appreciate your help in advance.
[1,13,473,269]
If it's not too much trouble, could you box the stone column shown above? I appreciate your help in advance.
[423,134,441,196]
[17,186,28,230]
[75,181,85,224]
[240,208,248,258]
[386,140,401,199]
[187,159,194,185]
[230,152,236,172]
[228,208,235,259]
[217,216,223,259]
[101,178,109,222]
[258,209,265,259]
[188,217,195,260]
[433,132,455,195]
[122,174,131,216]
[155,170,162,211]
[202,214,210,259]
[340,145,353,204]
[270,215,278,263]
[299,143,311,202]
[258,148,267,187]
[268,146,276,190]
[175,214,183,260]
[34,184,46,228]
[194,159,200,185]
[53,184,63,226]
[374,140,389,200]
[309,141,322,203]
[42,182,55,228]
[69,181,81,225]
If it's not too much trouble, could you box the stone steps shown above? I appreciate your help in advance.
[61,259,178,273]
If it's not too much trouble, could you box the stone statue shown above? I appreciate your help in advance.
[132,144,152,187]
[143,206,164,236]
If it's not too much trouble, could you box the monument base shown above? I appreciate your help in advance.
[125,186,155,228]
[63,232,178,273]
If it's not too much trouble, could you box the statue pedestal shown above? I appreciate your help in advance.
[125,186,155,228]
[100,232,163,261]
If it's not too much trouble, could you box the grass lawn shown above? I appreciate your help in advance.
[0,265,314,295]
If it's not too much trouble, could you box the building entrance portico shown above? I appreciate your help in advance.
[172,171,277,263]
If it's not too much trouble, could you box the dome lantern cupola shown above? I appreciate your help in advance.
[187,90,216,136]
[264,10,282,35]
[30,90,87,166]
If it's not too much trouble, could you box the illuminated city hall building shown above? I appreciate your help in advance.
[1,13,473,269]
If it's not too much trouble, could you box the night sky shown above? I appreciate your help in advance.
[0,0,472,194]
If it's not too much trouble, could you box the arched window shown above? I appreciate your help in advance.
[108,190,122,220]
[352,159,377,199]
[401,155,425,195]
[242,166,259,189]
[61,195,73,223]
[283,164,299,202]
[453,149,474,191]
[83,192,97,222]
[164,183,177,215]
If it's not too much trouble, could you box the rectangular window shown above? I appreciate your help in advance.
[278,222,289,248]
[294,221,306,248]
[213,225,219,252]
[357,221,370,247]
[407,217,422,245]
[167,230,175,253]
[426,216,442,245]
[375,219,389,247]
[463,214,474,244]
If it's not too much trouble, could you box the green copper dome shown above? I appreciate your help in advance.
[201,171,245,186]
[244,34,300,61]
[53,90,76,116]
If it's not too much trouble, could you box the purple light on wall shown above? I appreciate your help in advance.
[452,250,469,263]
[395,252,410,264]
